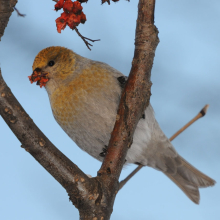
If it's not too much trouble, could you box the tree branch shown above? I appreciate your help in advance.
[0,0,17,40]
[98,0,159,179]
[96,2,159,217]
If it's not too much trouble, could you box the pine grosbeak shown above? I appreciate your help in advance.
[30,46,215,204]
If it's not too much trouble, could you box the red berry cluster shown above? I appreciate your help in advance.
[28,70,49,88]
[55,0,87,33]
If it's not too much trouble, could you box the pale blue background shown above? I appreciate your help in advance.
[0,1,219,219]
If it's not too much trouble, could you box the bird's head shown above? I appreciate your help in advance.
[29,46,76,88]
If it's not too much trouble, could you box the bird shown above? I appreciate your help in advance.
[30,46,215,204]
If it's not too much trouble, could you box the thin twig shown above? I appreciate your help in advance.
[13,7,26,17]
[102,0,111,5]
[75,27,100,50]
[119,104,209,190]
[169,104,209,141]
[119,165,144,190]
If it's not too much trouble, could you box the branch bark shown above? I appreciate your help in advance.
[98,0,159,181]
[0,0,17,40]
[95,1,159,218]
[0,0,159,219]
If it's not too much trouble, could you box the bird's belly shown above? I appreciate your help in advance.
[51,87,156,165]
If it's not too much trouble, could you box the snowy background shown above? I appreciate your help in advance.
[0,1,219,219]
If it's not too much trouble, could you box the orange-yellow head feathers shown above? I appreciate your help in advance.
[30,46,77,87]
[32,46,76,73]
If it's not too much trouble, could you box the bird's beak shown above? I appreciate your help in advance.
[28,68,49,88]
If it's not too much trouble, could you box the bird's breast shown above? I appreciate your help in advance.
[49,64,114,124]
[47,64,122,159]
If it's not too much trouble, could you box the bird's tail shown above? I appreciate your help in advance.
[163,156,215,204]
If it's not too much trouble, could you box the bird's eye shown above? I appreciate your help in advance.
[48,60,55,66]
